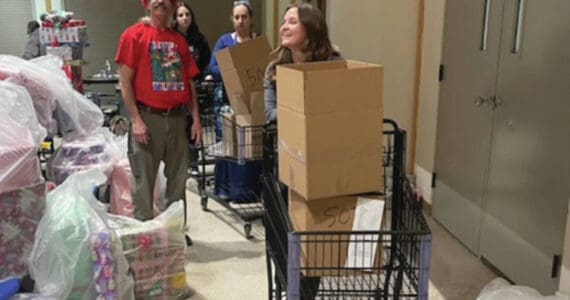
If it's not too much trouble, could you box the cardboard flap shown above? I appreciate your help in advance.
[216,36,272,118]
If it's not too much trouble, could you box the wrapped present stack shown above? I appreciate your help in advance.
[48,132,116,185]
[39,11,89,92]
[110,201,189,299]
[0,182,46,279]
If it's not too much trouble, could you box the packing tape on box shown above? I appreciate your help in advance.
[278,141,306,165]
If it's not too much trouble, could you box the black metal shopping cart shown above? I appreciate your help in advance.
[189,80,265,239]
[262,119,432,299]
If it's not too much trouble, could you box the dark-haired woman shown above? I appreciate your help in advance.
[173,1,211,79]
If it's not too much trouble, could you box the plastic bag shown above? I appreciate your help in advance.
[477,278,568,300]
[0,113,41,194]
[0,55,70,136]
[109,158,163,217]
[29,169,135,300]
[0,81,46,145]
[109,201,190,299]
[30,55,104,136]
[0,182,46,278]
[47,128,121,185]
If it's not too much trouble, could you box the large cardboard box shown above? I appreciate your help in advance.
[277,60,383,199]
[215,37,271,118]
[289,191,386,276]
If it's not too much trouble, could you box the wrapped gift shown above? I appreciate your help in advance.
[50,135,115,185]
[0,123,41,194]
[120,227,169,299]
[110,201,188,299]
[0,182,46,278]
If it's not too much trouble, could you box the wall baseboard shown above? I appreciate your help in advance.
[414,163,433,205]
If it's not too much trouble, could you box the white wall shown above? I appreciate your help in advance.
[326,0,419,153]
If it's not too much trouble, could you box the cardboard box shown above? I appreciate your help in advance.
[236,118,263,160]
[221,112,237,157]
[215,37,271,117]
[276,60,383,199]
[289,191,385,276]
[234,91,265,126]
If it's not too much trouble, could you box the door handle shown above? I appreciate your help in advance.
[512,0,526,54]
[491,96,503,109]
[474,96,492,107]
[480,0,491,51]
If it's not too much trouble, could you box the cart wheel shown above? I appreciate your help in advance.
[201,196,208,211]
[185,235,193,246]
[244,223,253,240]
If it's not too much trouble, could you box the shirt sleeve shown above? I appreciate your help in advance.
[115,28,139,69]
[207,35,227,79]
[264,64,277,122]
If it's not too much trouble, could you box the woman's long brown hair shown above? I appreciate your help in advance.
[266,3,333,82]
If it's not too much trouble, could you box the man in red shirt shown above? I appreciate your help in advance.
[115,0,202,230]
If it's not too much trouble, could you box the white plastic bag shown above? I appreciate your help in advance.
[29,169,135,300]
[0,81,46,145]
[109,201,190,299]
[0,55,68,136]
[477,278,568,300]
[30,55,104,136]
[0,113,41,194]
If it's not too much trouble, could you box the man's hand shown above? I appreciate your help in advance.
[191,119,202,145]
[131,117,150,144]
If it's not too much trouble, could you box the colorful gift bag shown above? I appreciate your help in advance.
[0,183,46,278]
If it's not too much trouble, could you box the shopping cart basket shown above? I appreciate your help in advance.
[262,119,432,299]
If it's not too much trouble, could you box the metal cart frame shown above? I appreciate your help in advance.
[261,119,432,299]
[189,80,265,239]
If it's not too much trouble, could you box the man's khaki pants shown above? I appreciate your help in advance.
[128,109,189,221]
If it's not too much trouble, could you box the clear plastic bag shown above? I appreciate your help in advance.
[0,113,41,194]
[28,169,135,300]
[109,201,190,299]
[477,278,568,300]
[0,55,104,137]
[30,55,104,136]
[109,158,163,218]
[0,81,46,145]
[0,55,67,136]
[47,128,121,185]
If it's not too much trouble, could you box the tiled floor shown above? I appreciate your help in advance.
[184,179,496,299]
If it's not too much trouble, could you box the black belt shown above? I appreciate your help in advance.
[137,102,184,116]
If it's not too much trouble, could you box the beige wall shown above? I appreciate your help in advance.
[326,0,419,146]
[413,0,445,204]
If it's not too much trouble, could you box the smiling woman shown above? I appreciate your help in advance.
[263,2,340,122]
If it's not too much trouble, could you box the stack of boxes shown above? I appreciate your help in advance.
[276,60,386,275]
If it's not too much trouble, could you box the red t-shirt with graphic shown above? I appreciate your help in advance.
[115,22,199,109]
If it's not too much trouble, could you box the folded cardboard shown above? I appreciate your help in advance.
[234,91,265,126]
[221,112,237,157]
[276,60,383,199]
[236,118,263,160]
[289,191,385,276]
[216,37,271,117]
